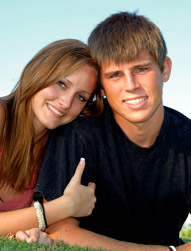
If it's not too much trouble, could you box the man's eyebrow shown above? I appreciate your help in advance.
[102,60,153,77]
[135,62,151,67]
[131,61,152,68]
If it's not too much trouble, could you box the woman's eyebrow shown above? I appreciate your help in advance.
[62,77,72,85]
[61,78,92,95]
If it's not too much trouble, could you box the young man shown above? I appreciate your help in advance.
[36,12,191,251]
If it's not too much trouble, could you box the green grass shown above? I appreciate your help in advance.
[182,238,191,243]
[1,236,190,251]
[0,237,105,251]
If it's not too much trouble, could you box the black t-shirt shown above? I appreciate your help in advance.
[37,100,191,246]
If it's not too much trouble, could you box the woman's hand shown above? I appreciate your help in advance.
[15,228,52,244]
[63,158,96,217]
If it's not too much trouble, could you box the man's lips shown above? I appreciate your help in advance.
[123,96,148,105]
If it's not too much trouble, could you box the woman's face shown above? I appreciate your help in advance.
[32,64,97,134]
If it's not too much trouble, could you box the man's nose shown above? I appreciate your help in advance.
[123,73,139,91]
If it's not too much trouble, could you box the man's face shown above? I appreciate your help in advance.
[100,51,171,129]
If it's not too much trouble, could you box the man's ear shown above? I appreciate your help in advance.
[162,57,172,82]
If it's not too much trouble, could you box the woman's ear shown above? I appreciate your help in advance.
[101,89,106,96]
[162,57,172,82]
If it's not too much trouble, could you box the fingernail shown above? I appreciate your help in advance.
[80,157,85,165]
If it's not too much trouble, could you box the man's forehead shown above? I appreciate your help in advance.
[101,51,155,71]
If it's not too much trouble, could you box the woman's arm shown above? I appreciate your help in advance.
[0,158,96,236]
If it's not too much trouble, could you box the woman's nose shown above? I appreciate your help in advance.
[58,94,73,109]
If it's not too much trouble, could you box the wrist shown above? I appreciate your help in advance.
[169,246,177,251]
[44,195,74,224]
[62,194,76,217]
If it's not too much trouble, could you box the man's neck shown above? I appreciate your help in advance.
[114,107,164,148]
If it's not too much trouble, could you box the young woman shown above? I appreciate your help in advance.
[0,39,103,242]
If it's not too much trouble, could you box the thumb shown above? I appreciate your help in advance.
[88,182,96,190]
[71,158,86,183]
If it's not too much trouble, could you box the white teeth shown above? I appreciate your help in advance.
[48,104,64,116]
[125,97,147,104]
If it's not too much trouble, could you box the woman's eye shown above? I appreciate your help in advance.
[57,81,66,88]
[77,95,86,102]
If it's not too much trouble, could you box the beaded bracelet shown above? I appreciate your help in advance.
[33,191,48,229]
[34,201,46,230]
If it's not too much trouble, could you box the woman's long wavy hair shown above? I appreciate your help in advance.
[0,39,103,193]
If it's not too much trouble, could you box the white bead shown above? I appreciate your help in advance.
[34,201,46,230]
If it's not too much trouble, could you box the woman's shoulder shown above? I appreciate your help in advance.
[0,98,6,109]
[0,99,6,117]
[0,99,6,141]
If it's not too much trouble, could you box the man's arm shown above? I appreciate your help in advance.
[47,218,175,251]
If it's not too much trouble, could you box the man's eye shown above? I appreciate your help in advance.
[57,81,66,88]
[136,68,147,73]
[110,72,122,78]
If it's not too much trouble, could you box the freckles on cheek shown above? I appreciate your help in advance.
[78,105,86,114]
[72,104,85,117]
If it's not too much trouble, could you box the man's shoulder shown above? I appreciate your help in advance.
[164,106,191,146]
[71,99,112,128]
[55,98,113,137]
[165,106,191,128]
